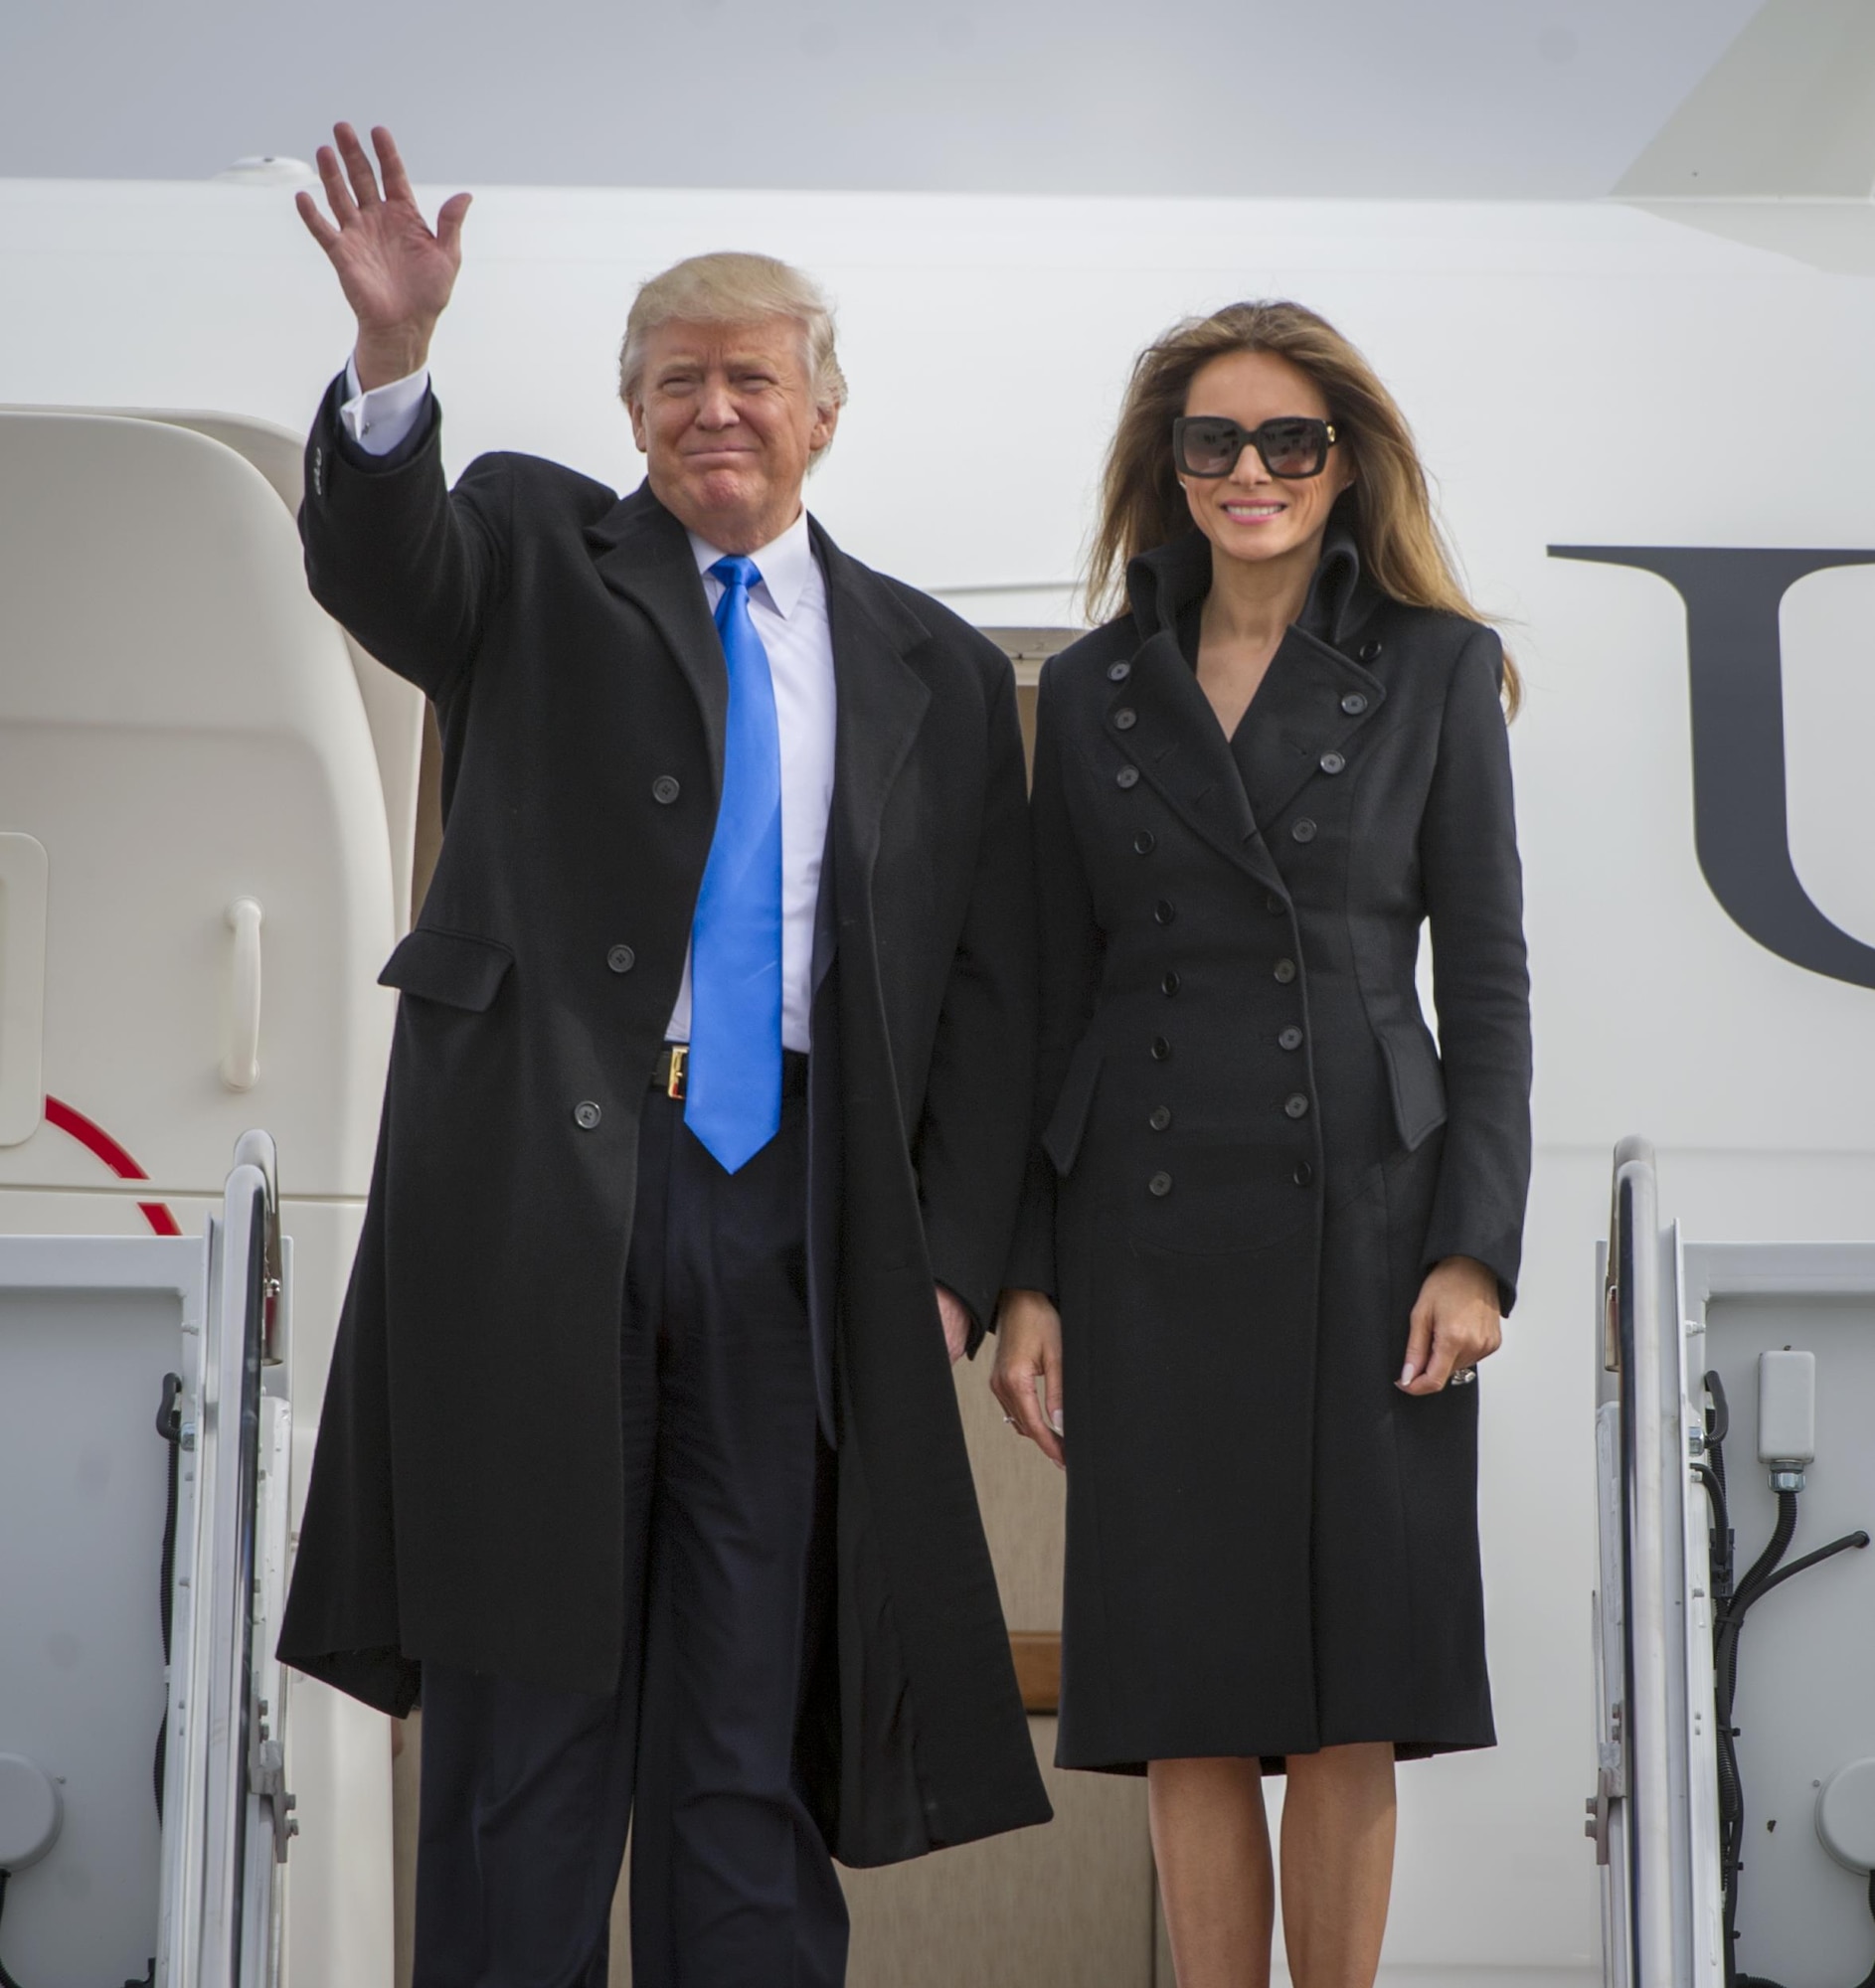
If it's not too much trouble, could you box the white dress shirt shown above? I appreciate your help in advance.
[340,361,838,1052]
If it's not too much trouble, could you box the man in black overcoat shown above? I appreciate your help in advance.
[275,124,1049,1985]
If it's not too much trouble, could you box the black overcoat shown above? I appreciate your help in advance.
[276,380,1051,1863]
[1006,525,1532,1771]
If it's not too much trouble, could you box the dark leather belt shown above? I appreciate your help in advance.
[652,1044,809,1102]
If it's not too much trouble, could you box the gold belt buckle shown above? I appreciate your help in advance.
[666,1044,688,1100]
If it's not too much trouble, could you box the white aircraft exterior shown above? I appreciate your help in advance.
[4,4,1874,1980]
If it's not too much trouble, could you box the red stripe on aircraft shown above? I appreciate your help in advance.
[42,1094,184,1239]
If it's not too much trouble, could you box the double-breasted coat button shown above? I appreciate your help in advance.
[1266,892,1284,914]
[1108,660,1131,682]
[1291,818,1317,844]
[1279,1025,1303,1051]
[652,775,681,804]
[1161,969,1181,996]
[1113,708,1138,731]
[1148,1171,1173,1197]
[1116,766,1140,789]
[1150,1036,1172,1061]
[606,944,636,973]
[1340,692,1368,716]
[1284,1092,1310,1119]
[1292,1159,1314,1186]
[574,1100,602,1129]
[1274,957,1297,983]
[1148,1105,1173,1131]
[1154,900,1176,925]
[1319,750,1346,775]
[1134,830,1156,855]
[1359,640,1383,663]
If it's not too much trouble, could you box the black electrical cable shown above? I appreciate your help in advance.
[1744,1530,1871,1606]
[1700,1380,1872,1988]
[153,1375,182,1820]
[1735,1489,1798,1607]
[0,1870,22,1988]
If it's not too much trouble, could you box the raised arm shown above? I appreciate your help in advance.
[296,123,469,390]
[295,123,506,702]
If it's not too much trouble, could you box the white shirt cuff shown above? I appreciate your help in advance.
[339,355,432,456]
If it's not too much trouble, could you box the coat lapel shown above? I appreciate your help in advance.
[1109,629,1285,896]
[813,521,932,904]
[584,483,729,798]
[1230,623,1387,830]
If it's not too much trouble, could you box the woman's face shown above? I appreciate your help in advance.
[1179,349,1356,571]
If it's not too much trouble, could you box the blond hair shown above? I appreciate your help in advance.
[617,251,848,429]
[1088,299,1519,715]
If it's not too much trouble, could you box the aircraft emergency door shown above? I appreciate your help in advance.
[0,406,424,1986]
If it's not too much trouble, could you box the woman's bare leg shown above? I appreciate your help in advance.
[1148,1756,1276,1988]
[1278,1742,1397,1988]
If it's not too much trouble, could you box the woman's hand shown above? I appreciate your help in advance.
[992,1289,1065,1468]
[1398,1254,1502,1396]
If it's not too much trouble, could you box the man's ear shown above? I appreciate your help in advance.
[805,401,840,466]
[626,396,648,454]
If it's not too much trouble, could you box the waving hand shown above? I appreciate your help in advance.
[295,123,470,390]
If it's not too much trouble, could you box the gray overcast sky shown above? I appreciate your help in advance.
[2,0,1761,197]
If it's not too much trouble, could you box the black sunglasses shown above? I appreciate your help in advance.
[1173,414,1337,480]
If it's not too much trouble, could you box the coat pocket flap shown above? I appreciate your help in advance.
[378,927,515,1012]
[1377,1022,1447,1152]
[1040,1041,1105,1176]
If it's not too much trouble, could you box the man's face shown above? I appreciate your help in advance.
[628,316,838,554]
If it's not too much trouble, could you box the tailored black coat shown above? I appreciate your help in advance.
[276,379,1051,1864]
[1006,525,1532,1771]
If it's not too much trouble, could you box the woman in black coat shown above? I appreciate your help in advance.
[994,301,1532,1988]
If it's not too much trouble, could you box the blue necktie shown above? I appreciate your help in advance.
[685,555,783,1173]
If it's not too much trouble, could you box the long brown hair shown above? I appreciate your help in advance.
[1087,299,1519,715]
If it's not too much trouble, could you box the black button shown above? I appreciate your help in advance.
[1279,1025,1303,1051]
[1160,970,1181,997]
[1116,766,1140,789]
[1319,751,1346,775]
[1292,1160,1314,1186]
[1359,640,1383,663]
[1291,818,1317,844]
[607,944,636,974]
[1274,958,1297,984]
[1153,900,1176,925]
[1148,1105,1172,1132]
[652,775,681,804]
[1108,660,1131,682]
[1284,1092,1310,1119]
[1113,708,1137,731]
[1148,1171,1173,1197]
[574,1100,601,1129]
[1133,829,1156,855]
[1150,1036,1172,1062]
[1265,892,1285,915]
[1341,693,1368,716]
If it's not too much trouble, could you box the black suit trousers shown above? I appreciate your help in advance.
[412,1082,845,1987]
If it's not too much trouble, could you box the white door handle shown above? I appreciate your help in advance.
[221,898,263,1091]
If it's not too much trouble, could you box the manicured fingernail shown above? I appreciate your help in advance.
[1399,1364,1416,1387]
[1050,1409,1065,1435]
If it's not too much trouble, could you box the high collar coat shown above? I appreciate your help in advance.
[276,380,1049,1864]
[1008,525,1532,1771]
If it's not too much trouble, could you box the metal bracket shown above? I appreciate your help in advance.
[249,1729,298,1863]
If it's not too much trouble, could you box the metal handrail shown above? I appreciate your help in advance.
[1609,1137,1689,1987]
